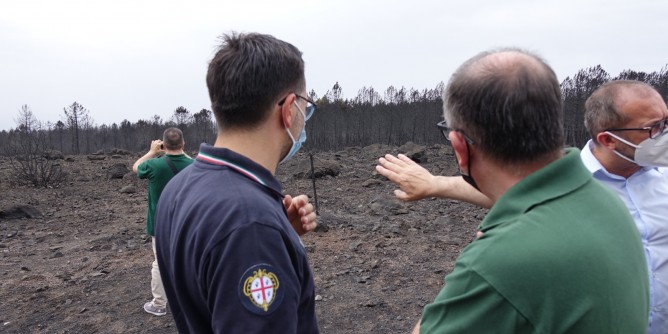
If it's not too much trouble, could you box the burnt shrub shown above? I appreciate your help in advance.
[4,129,67,188]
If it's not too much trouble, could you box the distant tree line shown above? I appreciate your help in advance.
[304,82,446,151]
[1,64,667,156]
[1,105,217,155]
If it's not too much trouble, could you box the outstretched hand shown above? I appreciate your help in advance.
[283,194,317,236]
[376,154,436,201]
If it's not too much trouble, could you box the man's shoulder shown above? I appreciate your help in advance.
[182,156,195,166]
[162,186,290,253]
[137,157,166,177]
[144,156,167,165]
[146,156,171,171]
[165,169,281,216]
[169,154,194,161]
[637,166,668,182]
[469,182,629,264]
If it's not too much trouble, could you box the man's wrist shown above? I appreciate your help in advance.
[429,176,445,198]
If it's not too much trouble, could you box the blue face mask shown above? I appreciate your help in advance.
[280,102,308,164]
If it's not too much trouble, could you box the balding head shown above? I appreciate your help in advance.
[585,80,660,144]
[163,127,185,150]
[444,48,564,164]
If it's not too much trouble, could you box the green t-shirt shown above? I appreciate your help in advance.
[420,148,649,334]
[137,154,193,236]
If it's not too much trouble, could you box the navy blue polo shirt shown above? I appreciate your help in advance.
[155,143,318,334]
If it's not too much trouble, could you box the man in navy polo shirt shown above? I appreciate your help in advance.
[155,32,319,333]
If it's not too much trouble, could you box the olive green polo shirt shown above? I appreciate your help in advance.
[137,154,193,236]
[421,148,649,334]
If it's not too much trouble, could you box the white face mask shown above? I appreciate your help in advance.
[605,130,668,167]
[279,102,307,164]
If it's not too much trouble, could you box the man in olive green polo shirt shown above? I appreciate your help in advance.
[132,127,193,316]
[408,49,649,333]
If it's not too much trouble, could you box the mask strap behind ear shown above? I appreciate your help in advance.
[605,131,640,148]
[611,149,639,165]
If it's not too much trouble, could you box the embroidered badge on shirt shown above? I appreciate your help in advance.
[239,264,284,315]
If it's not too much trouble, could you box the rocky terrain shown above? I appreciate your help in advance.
[0,143,486,333]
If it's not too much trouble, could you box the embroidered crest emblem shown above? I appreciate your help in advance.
[239,264,284,314]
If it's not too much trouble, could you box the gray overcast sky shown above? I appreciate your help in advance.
[1,0,666,131]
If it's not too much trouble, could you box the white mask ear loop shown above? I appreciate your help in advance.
[604,131,642,165]
[604,131,641,148]
[611,149,639,165]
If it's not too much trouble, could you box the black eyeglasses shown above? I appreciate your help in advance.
[436,120,474,144]
[605,117,668,139]
[279,93,317,121]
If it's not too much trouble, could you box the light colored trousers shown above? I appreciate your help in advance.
[151,237,168,308]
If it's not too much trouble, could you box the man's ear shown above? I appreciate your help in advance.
[596,131,616,150]
[449,131,470,172]
[280,93,297,128]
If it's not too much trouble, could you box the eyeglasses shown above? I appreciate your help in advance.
[436,120,474,144]
[605,117,668,139]
[279,93,317,121]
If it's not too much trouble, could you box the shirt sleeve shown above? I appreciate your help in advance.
[420,264,533,334]
[136,160,152,179]
[205,222,302,333]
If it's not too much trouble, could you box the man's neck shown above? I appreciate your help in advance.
[481,150,563,202]
[213,129,281,175]
[164,150,184,156]
[591,145,640,179]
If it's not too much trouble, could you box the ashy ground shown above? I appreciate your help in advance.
[0,143,486,333]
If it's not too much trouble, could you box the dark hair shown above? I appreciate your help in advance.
[163,127,184,150]
[206,32,305,129]
[584,80,656,144]
[444,48,564,164]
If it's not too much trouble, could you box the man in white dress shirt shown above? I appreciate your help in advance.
[581,80,668,334]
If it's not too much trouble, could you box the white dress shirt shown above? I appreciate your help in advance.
[581,140,668,334]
